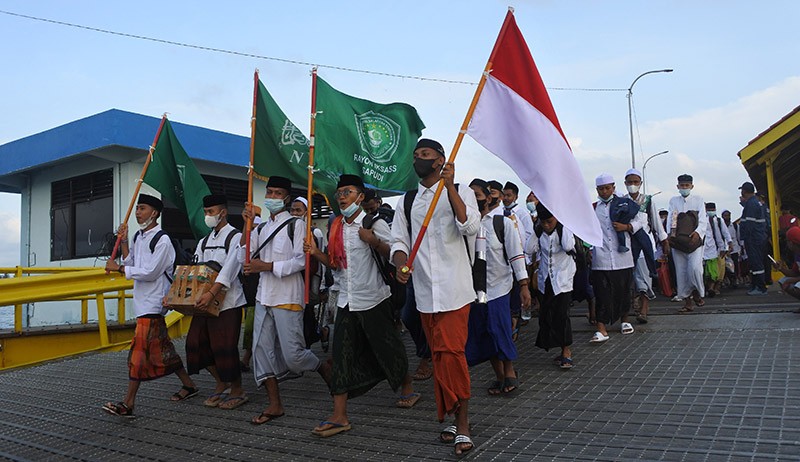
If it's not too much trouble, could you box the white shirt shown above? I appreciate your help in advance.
[122,225,175,317]
[703,215,731,260]
[391,183,480,313]
[482,207,528,301]
[591,199,643,270]
[666,194,708,240]
[334,211,392,311]
[239,211,306,307]
[726,221,742,254]
[625,193,669,245]
[194,223,246,311]
[528,225,577,295]
[505,202,534,261]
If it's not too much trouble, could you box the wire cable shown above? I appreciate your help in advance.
[0,9,627,92]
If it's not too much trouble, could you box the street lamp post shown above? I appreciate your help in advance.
[642,150,669,194]
[628,68,673,168]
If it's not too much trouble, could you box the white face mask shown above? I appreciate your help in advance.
[626,184,640,194]
[204,213,221,229]
[138,216,154,230]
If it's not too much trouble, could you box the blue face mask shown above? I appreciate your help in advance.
[679,188,691,197]
[599,195,614,204]
[707,211,716,217]
[263,198,286,215]
[526,202,536,214]
[341,201,361,218]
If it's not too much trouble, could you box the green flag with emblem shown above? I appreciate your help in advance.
[314,77,425,191]
[143,119,211,239]
[254,79,339,202]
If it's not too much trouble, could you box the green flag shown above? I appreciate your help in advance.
[253,79,339,203]
[143,119,211,239]
[314,77,425,191]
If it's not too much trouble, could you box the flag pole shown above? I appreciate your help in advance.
[107,113,167,272]
[245,69,259,265]
[303,67,319,305]
[403,7,516,273]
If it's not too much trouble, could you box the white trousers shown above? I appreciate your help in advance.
[672,247,705,299]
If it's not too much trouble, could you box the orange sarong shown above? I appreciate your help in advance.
[420,305,471,422]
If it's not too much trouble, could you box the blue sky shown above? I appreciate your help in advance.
[1,1,799,266]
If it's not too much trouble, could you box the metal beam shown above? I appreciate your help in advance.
[0,269,132,306]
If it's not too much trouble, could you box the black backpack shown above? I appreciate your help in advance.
[362,211,406,312]
[133,229,195,283]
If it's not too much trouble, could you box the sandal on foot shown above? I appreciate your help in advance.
[102,402,135,419]
[395,392,421,409]
[454,434,475,457]
[311,420,352,437]
[636,313,648,324]
[677,306,694,314]
[171,385,199,402]
[251,411,285,425]
[511,327,520,342]
[589,331,610,343]
[488,380,503,395]
[621,322,634,335]
[439,425,457,444]
[502,376,518,393]
[203,392,229,407]
[552,355,564,365]
[218,395,249,410]
[412,366,432,381]
[559,357,574,369]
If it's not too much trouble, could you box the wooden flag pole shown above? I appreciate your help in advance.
[107,114,167,272]
[403,8,515,273]
[245,69,259,265]
[303,67,319,305]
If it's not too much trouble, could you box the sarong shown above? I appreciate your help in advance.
[128,315,183,381]
[465,292,518,366]
[420,305,471,423]
[535,279,573,351]
[242,305,255,350]
[186,306,243,383]
[591,268,633,326]
[252,303,321,385]
[329,298,408,398]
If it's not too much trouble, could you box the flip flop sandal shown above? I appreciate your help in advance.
[412,367,433,381]
[203,392,229,408]
[251,411,285,425]
[311,421,352,437]
[502,376,518,393]
[218,395,249,410]
[102,402,135,419]
[677,306,694,314]
[395,392,421,409]
[454,434,475,457]
[171,386,199,402]
[560,357,574,369]
[589,331,610,343]
[621,322,634,335]
[439,425,457,444]
[487,380,503,395]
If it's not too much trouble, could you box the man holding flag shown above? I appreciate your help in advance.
[391,138,480,457]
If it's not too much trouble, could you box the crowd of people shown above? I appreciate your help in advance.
[100,137,799,458]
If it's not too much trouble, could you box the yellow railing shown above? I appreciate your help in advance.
[0,266,188,370]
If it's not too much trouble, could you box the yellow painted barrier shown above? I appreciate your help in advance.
[0,267,189,370]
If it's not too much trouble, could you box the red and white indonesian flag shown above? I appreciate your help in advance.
[467,11,602,245]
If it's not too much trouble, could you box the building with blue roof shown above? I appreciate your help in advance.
[0,109,260,268]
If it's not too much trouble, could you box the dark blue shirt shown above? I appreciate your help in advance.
[740,195,767,243]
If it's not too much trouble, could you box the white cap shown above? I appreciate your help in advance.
[595,173,614,186]
[624,168,642,179]
[293,197,308,208]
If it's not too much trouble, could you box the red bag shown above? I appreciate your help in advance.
[657,257,674,297]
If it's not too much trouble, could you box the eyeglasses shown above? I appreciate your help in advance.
[334,189,356,199]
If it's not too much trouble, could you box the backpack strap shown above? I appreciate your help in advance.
[404,190,417,236]
[224,230,241,252]
[149,230,167,254]
[200,234,211,253]
[492,214,508,263]
[251,218,297,260]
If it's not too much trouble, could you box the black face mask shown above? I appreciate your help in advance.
[489,197,499,208]
[476,199,487,211]
[413,158,440,178]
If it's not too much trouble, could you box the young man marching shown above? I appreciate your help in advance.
[240,176,331,425]
[391,138,480,457]
[306,174,419,438]
[102,194,197,418]
[188,194,248,410]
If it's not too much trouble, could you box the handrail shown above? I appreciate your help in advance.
[0,266,98,275]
